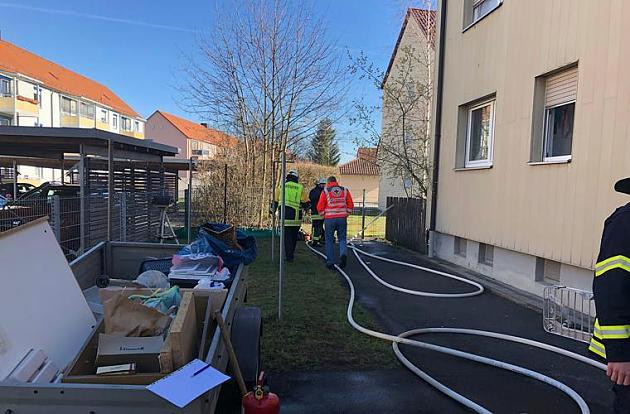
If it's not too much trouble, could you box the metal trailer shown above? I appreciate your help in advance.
[0,241,261,414]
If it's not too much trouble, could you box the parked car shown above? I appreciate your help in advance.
[0,182,35,199]
[19,182,80,199]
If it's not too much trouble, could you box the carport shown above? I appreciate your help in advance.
[0,126,196,255]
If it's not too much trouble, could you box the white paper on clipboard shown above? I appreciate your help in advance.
[146,359,230,408]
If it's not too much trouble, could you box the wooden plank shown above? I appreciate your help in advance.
[168,291,198,369]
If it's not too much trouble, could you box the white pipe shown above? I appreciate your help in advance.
[305,242,606,414]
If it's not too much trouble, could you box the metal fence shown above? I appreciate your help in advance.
[0,191,179,259]
[298,202,387,240]
[543,285,595,343]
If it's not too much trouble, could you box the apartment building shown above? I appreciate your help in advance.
[430,0,630,296]
[146,110,238,198]
[0,40,144,183]
[379,8,436,208]
[146,110,236,160]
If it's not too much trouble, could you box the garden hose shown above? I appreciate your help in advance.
[305,242,607,414]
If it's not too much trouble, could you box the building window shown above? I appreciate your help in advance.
[134,120,140,132]
[543,68,577,162]
[530,65,578,164]
[0,115,11,126]
[0,77,11,96]
[112,114,118,128]
[465,100,495,167]
[80,102,95,119]
[61,96,78,116]
[100,109,108,123]
[464,0,502,28]
[32,85,42,104]
[121,116,131,131]
[536,257,561,283]
[454,236,467,257]
[478,243,494,266]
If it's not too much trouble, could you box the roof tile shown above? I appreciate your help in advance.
[339,147,379,176]
[156,111,238,148]
[0,40,139,118]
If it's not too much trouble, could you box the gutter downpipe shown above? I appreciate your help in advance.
[428,0,447,257]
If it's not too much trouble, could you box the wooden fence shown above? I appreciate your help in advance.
[385,197,427,253]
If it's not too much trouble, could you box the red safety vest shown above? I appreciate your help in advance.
[322,186,353,219]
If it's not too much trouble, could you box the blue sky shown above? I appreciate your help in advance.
[0,0,411,162]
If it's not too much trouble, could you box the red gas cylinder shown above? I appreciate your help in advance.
[242,372,280,414]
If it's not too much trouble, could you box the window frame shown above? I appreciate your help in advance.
[0,115,11,126]
[464,0,503,31]
[542,100,575,163]
[61,96,78,116]
[465,99,495,168]
[100,109,108,123]
[0,77,11,96]
[112,114,118,128]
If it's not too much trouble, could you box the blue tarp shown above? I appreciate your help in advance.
[178,223,257,269]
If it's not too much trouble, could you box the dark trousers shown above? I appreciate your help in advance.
[312,219,324,243]
[284,226,300,260]
[614,384,630,414]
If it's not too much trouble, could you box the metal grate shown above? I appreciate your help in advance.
[543,285,595,343]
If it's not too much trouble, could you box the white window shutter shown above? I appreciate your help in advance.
[545,67,578,107]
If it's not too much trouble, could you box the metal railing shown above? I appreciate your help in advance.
[543,285,595,343]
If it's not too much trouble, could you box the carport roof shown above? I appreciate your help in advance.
[0,126,178,161]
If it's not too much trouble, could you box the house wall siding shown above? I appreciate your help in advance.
[145,112,188,159]
[339,175,380,205]
[435,0,630,280]
[380,16,434,204]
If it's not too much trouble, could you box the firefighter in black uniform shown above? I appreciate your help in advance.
[590,177,630,413]
[308,178,326,246]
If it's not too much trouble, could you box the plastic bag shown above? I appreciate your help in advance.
[128,286,181,315]
[135,270,169,289]
[176,236,215,256]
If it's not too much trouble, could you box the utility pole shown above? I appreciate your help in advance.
[361,189,366,239]
[278,150,286,321]
[271,159,276,262]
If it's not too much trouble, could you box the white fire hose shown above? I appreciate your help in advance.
[305,242,607,414]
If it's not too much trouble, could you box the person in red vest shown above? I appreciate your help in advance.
[317,176,354,269]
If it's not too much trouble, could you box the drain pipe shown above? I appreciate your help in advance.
[428,0,447,257]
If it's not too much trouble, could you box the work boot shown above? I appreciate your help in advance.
[340,254,347,269]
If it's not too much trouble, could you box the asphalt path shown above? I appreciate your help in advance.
[225,241,614,413]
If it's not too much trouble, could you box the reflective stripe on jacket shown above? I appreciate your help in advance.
[590,203,630,361]
[275,181,306,227]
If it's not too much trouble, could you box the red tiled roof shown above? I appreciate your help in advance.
[155,110,238,148]
[339,147,379,176]
[382,8,437,88]
[0,40,140,118]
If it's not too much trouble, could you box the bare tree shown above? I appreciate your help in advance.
[349,4,436,199]
[180,0,347,226]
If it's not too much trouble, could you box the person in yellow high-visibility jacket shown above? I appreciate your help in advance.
[273,170,309,262]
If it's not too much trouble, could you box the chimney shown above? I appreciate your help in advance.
[200,122,208,128]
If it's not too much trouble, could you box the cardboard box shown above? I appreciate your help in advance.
[63,288,228,385]
[96,334,164,373]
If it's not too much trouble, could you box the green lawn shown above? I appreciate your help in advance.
[247,238,396,372]
[301,215,386,240]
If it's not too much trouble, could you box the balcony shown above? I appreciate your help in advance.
[0,94,14,116]
[60,113,79,127]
